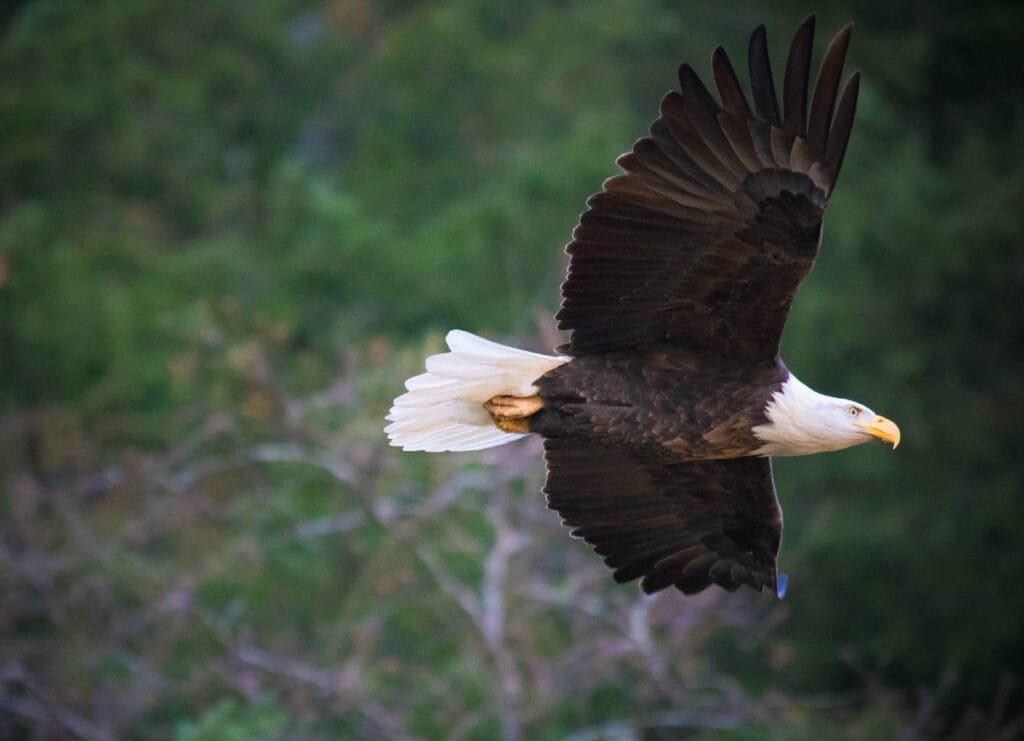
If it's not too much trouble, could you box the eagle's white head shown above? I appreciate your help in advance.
[752,374,900,457]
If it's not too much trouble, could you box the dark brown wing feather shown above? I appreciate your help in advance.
[556,17,859,359]
[544,439,782,595]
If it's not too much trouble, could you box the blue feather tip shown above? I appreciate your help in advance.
[775,573,789,599]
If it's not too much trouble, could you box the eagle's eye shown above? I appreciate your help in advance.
[848,406,860,417]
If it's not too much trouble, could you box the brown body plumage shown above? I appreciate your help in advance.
[530,349,788,461]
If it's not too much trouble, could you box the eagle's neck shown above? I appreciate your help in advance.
[751,373,851,457]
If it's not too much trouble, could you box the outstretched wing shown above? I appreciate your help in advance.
[543,439,783,595]
[557,16,860,359]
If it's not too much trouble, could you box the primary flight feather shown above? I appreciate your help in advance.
[386,16,899,597]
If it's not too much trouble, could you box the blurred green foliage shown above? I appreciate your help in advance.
[1,0,1022,738]
[175,694,289,741]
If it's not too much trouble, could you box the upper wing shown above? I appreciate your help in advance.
[557,16,860,359]
[544,439,783,595]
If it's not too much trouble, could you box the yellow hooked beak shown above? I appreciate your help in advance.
[854,415,901,449]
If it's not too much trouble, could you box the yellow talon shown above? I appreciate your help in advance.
[484,395,543,433]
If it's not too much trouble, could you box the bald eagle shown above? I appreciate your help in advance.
[386,17,900,597]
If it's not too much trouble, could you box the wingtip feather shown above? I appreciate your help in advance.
[783,15,816,137]
[748,23,781,127]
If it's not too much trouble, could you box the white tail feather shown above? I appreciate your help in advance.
[385,330,569,452]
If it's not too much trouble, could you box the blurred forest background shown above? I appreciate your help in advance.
[1,0,1022,738]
